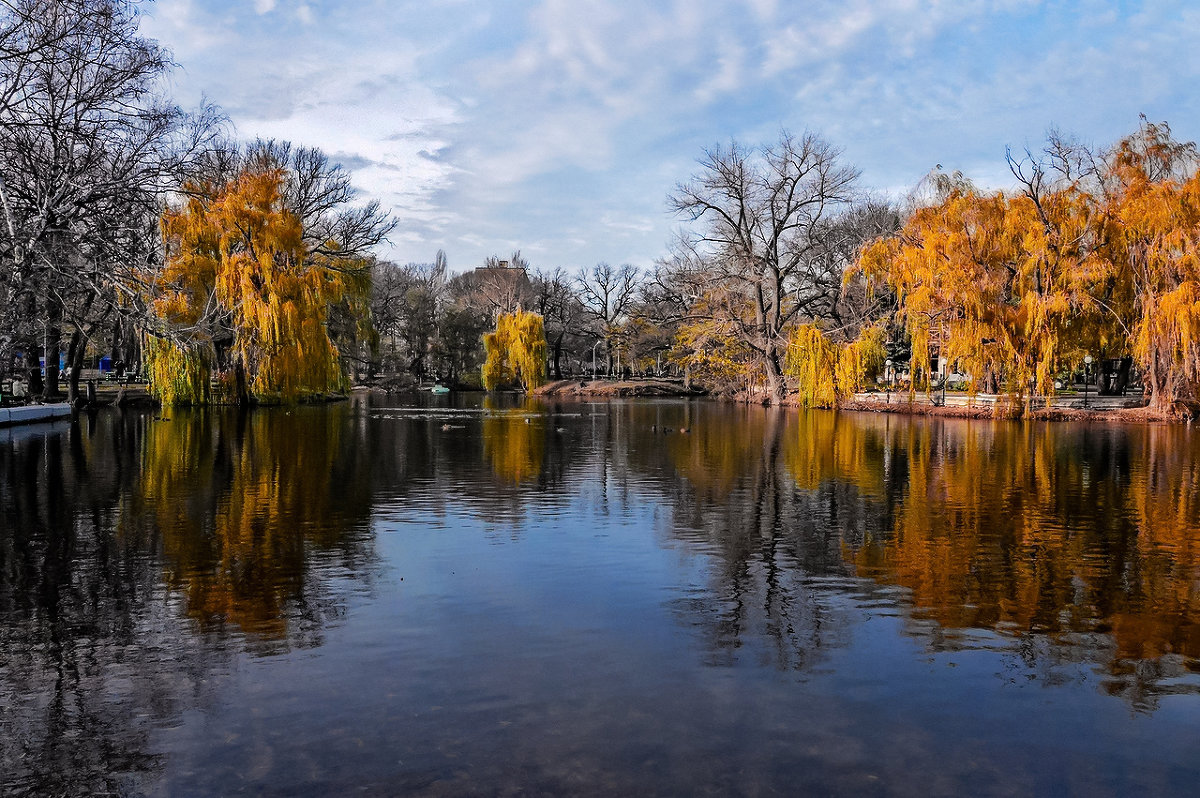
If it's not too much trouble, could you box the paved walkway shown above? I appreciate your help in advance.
[0,403,72,427]
[852,391,1145,411]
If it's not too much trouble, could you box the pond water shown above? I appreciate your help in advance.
[2,395,1200,796]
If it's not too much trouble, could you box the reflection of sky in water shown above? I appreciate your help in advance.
[2,397,1200,794]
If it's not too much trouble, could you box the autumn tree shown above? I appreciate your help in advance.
[855,120,1200,413]
[855,151,1112,399]
[784,322,886,407]
[1098,120,1200,411]
[482,309,547,391]
[148,168,375,404]
[669,131,859,399]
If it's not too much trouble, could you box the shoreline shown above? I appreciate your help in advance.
[533,378,706,398]
[836,396,1189,424]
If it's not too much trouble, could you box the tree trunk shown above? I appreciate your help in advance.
[552,332,564,379]
[26,348,43,397]
[42,295,62,400]
[234,358,249,405]
[64,330,83,405]
[1145,349,1166,411]
[763,341,786,402]
[70,335,86,404]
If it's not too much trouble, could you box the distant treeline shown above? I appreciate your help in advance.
[3,2,1197,412]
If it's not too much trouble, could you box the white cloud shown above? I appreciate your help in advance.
[137,0,1200,269]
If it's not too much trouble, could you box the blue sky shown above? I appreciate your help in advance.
[141,0,1200,272]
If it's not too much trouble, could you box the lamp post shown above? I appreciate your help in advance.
[592,340,602,379]
[885,358,893,404]
[1083,355,1093,408]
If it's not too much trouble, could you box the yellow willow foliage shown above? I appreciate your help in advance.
[145,337,209,406]
[784,323,886,407]
[669,287,764,389]
[482,309,548,391]
[856,188,1106,396]
[154,169,363,404]
[1106,155,1200,407]
[784,325,839,407]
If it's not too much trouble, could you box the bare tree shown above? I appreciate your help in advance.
[669,131,859,398]
[576,262,641,375]
[0,0,219,400]
[370,255,446,378]
[532,266,585,379]
[460,250,534,320]
[242,139,396,264]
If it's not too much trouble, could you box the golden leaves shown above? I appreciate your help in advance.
[150,170,366,404]
[482,309,548,391]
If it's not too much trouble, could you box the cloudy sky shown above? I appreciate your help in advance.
[140,0,1200,272]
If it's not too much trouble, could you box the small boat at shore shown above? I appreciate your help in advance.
[430,384,450,395]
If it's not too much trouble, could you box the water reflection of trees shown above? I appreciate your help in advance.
[0,407,380,793]
[629,402,1200,705]
[362,394,582,529]
[121,406,378,650]
[769,412,1200,707]
[1,419,217,795]
[624,403,867,670]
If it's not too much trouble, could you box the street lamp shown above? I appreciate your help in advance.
[1083,355,1093,408]
[885,358,893,403]
[592,340,602,379]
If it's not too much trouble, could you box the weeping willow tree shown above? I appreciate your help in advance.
[853,120,1200,413]
[148,169,370,405]
[784,322,886,407]
[1101,121,1200,411]
[854,175,1111,399]
[482,309,547,391]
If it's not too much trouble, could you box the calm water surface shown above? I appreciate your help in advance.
[2,395,1200,795]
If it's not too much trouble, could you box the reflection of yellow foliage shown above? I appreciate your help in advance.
[802,417,1200,665]
[666,409,769,499]
[783,410,887,497]
[482,413,544,484]
[128,409,358,642]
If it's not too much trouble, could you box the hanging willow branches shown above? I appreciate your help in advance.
[482,309,547,392]
[148,168,372,405]
[853,120,1200,413]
